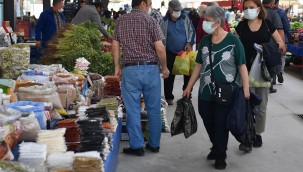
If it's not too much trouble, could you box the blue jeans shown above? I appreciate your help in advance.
[122,64,162,149]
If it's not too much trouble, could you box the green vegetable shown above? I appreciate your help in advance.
[290,21,303,31]
[41,21,114,75]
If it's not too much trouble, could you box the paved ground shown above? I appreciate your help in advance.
[117,66,303,172]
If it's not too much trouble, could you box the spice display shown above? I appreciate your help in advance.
[0,44,30,79]
[73,155,103,172]
[98,97,119,111]
[103,76,121,98]
[56,119,80,152]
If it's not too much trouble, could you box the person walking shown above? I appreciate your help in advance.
[196,2,230,49]
[274,0,291,84]
[150,8,162,24]
[112,0,169,156]
[262,0,286,93]
[160,0,195,105]
[235,0,285,150]
[35,0,65,49]
[71,2,110,38]
[183,5,250,170]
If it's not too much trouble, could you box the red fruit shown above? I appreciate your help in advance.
[178,51,184,56]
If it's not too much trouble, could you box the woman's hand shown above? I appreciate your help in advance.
[183,87,192,98]
[243,87,250,100]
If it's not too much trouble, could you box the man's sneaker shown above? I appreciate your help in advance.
[253,135,263,147]
[207,151,216,160]
[214,160,227,170]
[239,144,252,152]
[277,72,284,83]
[145,143,160,153]
[123,147,145,156]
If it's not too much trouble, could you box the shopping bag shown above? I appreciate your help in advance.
[188,51,197,74]
[183,98,197,138]
[171,98,197,138]
[234,101,256,146]
[172,51,190,75]
[248,53,271,88]
[171,99,184,136]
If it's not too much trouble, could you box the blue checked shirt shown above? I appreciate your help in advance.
[150,9,162,24]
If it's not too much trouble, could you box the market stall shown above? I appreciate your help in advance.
[0,20,123,171]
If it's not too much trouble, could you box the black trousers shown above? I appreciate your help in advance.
[164,49,190,100]
[198,99,230,160]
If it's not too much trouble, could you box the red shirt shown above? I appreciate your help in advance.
[113,8,164,65]
[196,17,231,45]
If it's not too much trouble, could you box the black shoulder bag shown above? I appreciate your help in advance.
[208,38,238,105]
[262,20,282,72]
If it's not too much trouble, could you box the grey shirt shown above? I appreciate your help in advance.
[71,5,110,37]
[264,7,283,29]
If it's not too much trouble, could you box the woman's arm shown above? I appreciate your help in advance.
[183,63,202,97]
[239,64,250,99]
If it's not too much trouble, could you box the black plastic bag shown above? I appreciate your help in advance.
[171,98,197,138]
[183,98,197,138]
[171,99,185,136]
[234,101,256,146]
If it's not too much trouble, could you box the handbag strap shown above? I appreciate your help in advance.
[263,20,274,40]
[208,36,238,84]
[208,37,215,84]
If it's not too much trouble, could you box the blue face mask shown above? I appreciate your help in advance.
[244,8,259,20]
[202,21,217,34]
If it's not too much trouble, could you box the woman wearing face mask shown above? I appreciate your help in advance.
[183,5,249,170]
[196,2,231,49]
[235,0,285,151]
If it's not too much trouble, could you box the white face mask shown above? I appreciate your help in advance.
[172,11,181,18]
[244,8,259,20]
[203,21,217,34]
[58,8,64,13]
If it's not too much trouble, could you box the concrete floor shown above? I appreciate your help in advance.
[117,66,303,172]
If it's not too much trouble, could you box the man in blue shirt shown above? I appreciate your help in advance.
[35,0,65,48]
[274,0,290,83]
[160,0,195,105]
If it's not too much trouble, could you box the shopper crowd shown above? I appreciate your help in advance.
[33,0,291,170]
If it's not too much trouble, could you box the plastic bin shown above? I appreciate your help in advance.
[5,101,46,129]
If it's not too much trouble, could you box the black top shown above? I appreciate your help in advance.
[236,19,276,70]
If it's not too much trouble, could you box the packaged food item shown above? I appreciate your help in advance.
[103,76,121,98]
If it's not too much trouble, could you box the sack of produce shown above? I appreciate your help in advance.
[0,44,30,79]
[172,51,190,75]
